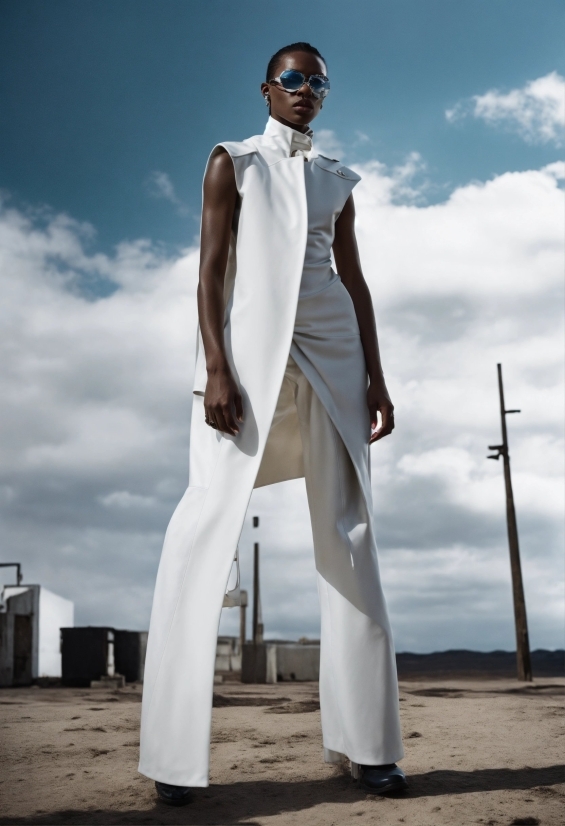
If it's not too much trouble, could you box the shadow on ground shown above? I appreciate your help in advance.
[405,683,565,699]
[1,765,563,825]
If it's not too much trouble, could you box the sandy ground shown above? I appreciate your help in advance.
[0,678,563,826]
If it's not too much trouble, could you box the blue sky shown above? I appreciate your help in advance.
[1,0,563,251]
[0,1,563,652]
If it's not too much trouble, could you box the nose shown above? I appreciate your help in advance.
[296,81,313,97]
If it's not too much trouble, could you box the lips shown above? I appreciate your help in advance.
[293,100,313,110]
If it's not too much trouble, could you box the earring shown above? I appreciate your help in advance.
[264,96,270,107]
[320,102,323,109]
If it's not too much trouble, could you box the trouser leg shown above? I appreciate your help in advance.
[287,356,404,766]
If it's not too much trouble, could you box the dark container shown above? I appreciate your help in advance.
[61,627,113,687]
[114,630,148,682]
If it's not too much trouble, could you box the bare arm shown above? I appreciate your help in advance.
[197,148,243,435]
[333,194,394,443]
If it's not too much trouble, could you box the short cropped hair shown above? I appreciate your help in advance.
[266,42,327,82]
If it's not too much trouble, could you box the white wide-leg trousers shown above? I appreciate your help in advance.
[273,356,404,766]
[139,354,404,785]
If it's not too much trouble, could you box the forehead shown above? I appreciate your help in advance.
[276,51,327,76]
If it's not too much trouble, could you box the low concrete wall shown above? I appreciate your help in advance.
[216,636,242,673]
[275,644,320,681]
[242,642,320,683]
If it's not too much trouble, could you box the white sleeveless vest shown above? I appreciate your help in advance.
[190,122,365,492]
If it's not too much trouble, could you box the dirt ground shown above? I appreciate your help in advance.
[0,677,563,826]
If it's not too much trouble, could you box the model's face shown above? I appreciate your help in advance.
[261,52,327,131]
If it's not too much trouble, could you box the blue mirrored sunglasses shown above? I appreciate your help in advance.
[269,69,330,99]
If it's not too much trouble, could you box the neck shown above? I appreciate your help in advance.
[269,113,312,134]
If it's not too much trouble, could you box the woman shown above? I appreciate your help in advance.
[138,42,407,805]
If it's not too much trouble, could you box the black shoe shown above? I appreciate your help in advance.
[358,763,408,794]
[155,781,193,806]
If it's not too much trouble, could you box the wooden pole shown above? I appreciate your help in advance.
[488,363,532,681]
[252,541,260,644]
[239,590,248,651]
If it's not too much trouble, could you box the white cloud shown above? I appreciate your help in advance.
[354,130,370,144]
[99,491,157,509]
[314,128,344,159]
[145,170,189,214]
[446,72,565,146]
[0,154,563,653]
[357,151,429,205]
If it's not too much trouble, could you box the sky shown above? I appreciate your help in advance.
[0,0,563,653]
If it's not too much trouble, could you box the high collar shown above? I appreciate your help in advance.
[263,116,315,159]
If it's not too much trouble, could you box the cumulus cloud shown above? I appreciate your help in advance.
[0,154,563,652]
[446,72,565,146]
[145,170,189,214]
[357,152,429,205]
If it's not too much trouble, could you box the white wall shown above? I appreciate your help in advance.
[38,587,74,677]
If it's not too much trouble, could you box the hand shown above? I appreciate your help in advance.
[204,367,243,436]
[367,380,395,444]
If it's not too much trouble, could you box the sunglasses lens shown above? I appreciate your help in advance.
[278,70,306,91]
[276,70,331,98]
[309,76,330,98]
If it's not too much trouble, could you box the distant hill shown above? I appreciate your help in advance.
[396,649,564,678]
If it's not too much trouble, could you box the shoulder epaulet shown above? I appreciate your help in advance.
[314,154,362,183]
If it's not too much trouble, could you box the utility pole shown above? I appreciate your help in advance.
[239,590,248,652]
[487,363,532,681]
[252,516,263,644]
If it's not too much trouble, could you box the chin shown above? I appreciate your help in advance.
[288,109,315,124]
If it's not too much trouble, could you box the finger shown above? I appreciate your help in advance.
[370,407,395,444]
[370,425,388,444]
[212,406,230,435]
[369,412,382,444]
[368,404,378,431]
[234,393,244,422]
[382,406,395,436]
[369,422,383,444]
[207,410,221,431]
[369,408,380,438]
[221,402,239,435]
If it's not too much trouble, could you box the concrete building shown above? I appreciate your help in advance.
[0,584,74,686]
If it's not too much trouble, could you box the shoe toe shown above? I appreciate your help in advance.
[155,781,193,806]
[359,764,408,794]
